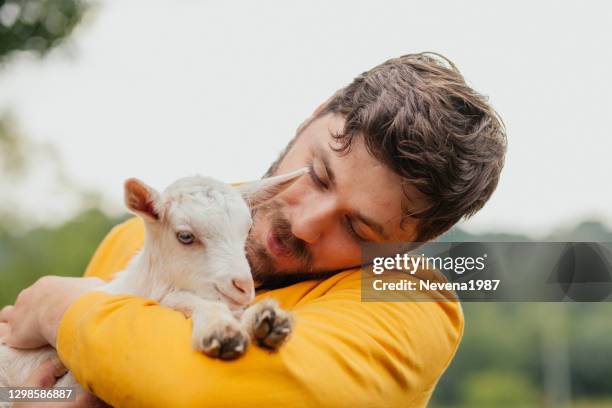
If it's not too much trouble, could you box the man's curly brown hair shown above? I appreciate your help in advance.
[318,52,507,241]
[266,52,507,241]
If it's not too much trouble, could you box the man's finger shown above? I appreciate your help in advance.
[0,322,9,339]
[38,355,69,378]
[76,392,111,408]
[23,358,66,388]
[49,355,69,378]
[0,304,14,322]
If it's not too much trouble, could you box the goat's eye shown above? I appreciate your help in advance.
[176,231,195,245]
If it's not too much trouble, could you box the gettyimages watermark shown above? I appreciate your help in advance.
[360,242,612,302]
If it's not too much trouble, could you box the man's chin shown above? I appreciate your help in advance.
[247,249,302,287]
[250,259,293,286]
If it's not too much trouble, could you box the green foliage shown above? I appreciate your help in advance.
[430,224,612,407]
[573,399,612,408]
[567,304,612,395]
[0,0,86,62]
[0,208,125,305]
[460,369,540,407]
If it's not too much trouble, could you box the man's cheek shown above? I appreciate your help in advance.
[321,241,360,270]
[250,212,270,245]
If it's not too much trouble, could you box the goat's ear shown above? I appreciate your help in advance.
[124,178,161,222]
[238,167,308,208]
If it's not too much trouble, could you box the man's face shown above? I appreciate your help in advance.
[246,113,427,286]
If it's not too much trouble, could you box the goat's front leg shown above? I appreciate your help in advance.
[162,291,249,360]
[241,298,293,350]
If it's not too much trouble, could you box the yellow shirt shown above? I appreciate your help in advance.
[56,217,463,407]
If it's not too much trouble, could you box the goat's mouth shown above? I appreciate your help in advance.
[214,284,247,309]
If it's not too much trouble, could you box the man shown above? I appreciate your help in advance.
[0,52,506,407]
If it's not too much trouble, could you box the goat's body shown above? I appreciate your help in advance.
[103,250,179,301]
[0,344,57,388]
[0,172,303,402]
[0,204,237,393]
[0,245,214,395]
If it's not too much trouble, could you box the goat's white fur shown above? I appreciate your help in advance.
[0,168,306,400]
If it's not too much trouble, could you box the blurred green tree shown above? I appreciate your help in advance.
[460,369,540,408]
[0,0,107,306]
[0,209,125,305]
[0,0,86,62]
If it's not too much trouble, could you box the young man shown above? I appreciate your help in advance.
[1,53,506,407]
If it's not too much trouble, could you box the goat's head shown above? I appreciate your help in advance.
[123,168,307,309]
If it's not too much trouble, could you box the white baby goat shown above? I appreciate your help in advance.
[0,169,306,399]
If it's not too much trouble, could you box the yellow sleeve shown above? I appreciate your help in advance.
[57,219,464,408]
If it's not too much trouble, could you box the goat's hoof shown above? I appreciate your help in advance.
[196,322,249,360]
[250,299,294,350]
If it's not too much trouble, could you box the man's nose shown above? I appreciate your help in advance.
[289,197,336,244]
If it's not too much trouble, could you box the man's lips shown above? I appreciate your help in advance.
[267,230,291,258]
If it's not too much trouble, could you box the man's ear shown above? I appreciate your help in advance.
[124,178,161,222]
[238,167,308,209]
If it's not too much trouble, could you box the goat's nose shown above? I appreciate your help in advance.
[232,277,255,299]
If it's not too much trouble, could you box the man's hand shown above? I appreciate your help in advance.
[0,276,104,348]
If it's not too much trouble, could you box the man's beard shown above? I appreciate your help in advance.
[245,200,335,289]
[248,125,339,288]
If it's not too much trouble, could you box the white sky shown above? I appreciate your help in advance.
[0,0,611,238]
